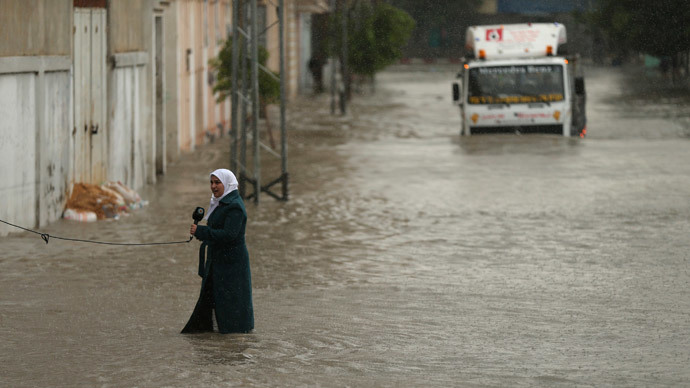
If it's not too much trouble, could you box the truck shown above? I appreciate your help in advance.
[452,23,587,137]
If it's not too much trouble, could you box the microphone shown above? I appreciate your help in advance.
[190,207,205,240]
[193,207,205,224]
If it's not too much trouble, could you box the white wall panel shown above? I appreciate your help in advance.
[73,8,90,183]
[133,66,145,190]
[0,74,37,234]
[109,65,146,191]
[109,67,133,187]
[39,71,72,227]
[90,9,108,183]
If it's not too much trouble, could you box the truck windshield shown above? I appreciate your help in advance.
[468,65,564,104]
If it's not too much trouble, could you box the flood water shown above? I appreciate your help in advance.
[2,65,689,387]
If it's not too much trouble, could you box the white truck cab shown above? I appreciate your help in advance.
[452,23,586,137]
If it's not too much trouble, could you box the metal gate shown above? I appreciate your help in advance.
[73,6,107,183]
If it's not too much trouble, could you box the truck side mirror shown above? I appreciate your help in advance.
[452,83,460,102]
[557,44,568,56]
[575,77,585,95]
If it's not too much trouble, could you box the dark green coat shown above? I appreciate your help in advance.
[182,190,254,334]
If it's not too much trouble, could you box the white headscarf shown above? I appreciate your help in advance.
[205,169,239,220]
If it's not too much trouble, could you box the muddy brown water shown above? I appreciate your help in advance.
[1,65,689,387]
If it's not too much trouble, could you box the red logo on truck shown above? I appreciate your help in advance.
[486,28,503,42]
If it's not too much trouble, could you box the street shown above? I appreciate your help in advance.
[1,64,689,387]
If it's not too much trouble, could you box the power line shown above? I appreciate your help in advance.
[0,218,192,246]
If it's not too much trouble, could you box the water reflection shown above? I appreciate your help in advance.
[455,134,583,155]
[183,334,258,366]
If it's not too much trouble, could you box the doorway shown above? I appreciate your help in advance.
[73,5,107,183]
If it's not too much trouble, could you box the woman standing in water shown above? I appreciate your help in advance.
[182,169,254,334]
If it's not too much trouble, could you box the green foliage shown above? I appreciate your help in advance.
[583,0,690,58]
[211,37,280,105]
[370,3,416,72]
[389,0,481,28]
[330,1,415,76]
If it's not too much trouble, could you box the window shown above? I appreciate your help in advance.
[468,65,564,104]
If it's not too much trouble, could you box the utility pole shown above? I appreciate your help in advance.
[250,0,260,203]
[330,0,337,115]
[278,0,288,201]
[230,0,240,176]
[340,0,348,115]
[230,0,288,203]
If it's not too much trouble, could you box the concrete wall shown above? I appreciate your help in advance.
[192,0,205,147]
[0,60,72,236]
[174,0,233,154]
[0,73,38,234]
[177,0,195,152]
[39,72,73,227]
[265,0,300,98]
[108,62,146,189]
[109,0,146,53]
[265,1,281,73]
[265,0,328,98]
[0,0,72,237]
[204,0,232,140]
[0,0,71,56]
[107,0,156,189]
[142,0,156,185]
[164,1,181,163]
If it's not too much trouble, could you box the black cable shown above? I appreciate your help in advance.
[0,218,192,246]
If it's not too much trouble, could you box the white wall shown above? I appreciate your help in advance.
[163,0,180,163]
[109,63,147,191]
[0,56,72,237]
[39,72,72,226]
[0,73,37,235]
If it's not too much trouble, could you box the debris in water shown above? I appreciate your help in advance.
[63,181,148,221]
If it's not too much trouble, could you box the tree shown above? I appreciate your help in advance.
[390,0,480,29]
[583,0,690,71]
[330,1,415,78]
[389,0,481,57]
[210,38,280,147]
[211,38,280,105]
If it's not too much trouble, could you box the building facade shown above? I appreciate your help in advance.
[0,0,327,237]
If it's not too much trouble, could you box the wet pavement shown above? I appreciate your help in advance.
[1,65,689,387]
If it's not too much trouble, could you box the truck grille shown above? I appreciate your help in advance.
[470,125,563,135]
